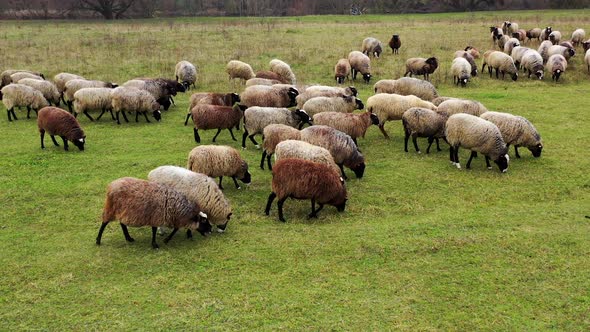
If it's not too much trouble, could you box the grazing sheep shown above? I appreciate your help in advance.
[512,29,527,42]
[313,110,379,146]
[296,85,357,108]
[191,103,246,143]
[432,96,456,106]
[54,72,84,104]
[96,177,210,249]
[453,51,478,76]
[17,78,60,106]
[175,60,197,90]
[402,107,448,154]
[527,28,542,42]
[362,37,383,58]
[226,60,255,83]
[301,95,364,116]
[240,84,298,108]
[481,50,518,81]
[503,37,521,54]
[366,93,437,139]
[37,106,86,151]
[511,46,531,69]
[270,59,296,85]
[265,158,347,222]
[480,111,543,158]
[540,27,553,41]
[520,49,545,80]
[10,72,43,83]
[465,46,480,59]
[1,83,48,121]
[242,107,311,149]
[300,125,366,179]
[546,54,568,81]
[110,87,161,125]
[275,140,340,175]
[547,45,575,61]
[373,77,439,101]
[436,99,488,117]
[261,124,301,170]
[334,58,351,84]
[147,166,232,231]
[549,31,562,45]
[123,78,177,110]
[538,40,554,62]
[1,69,44,89]
[73,87,114,121]
[571,29,586,47]
[65,79,115,112]
[187,145,251,190]
[388,34,401,54]
[450,57,472,87]
[184,92,241,126]
[445,113,510,172]
[348,51,372,83]
[246,78,281,86]
[404,57,439,80]
[585,49,590,73]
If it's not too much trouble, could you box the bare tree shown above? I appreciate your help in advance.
[76,0,137,19]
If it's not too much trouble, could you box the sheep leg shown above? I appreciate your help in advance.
[7,108,12,121]
[466,151,477,169]
[96,222,109,245]
[96,108,106,120]
[338,163,348,180]
[109,109,115,120]
[435,138,441,151]
[314,203,324,215]
[495,68,499,79]
[186,229,192,239]
[308,199,318,219]
[212,128,222,142]
[277,197,288,222]
[218,177,224,190]
[228,128,237,141]
[242,130,249,148]
[248,134,259,148]
[50,135,59,146]
[260,151,267,170]
[83,111,95,121]
[135,112,139,122]
[426,137,434,154]
[116,111,121,125]
[67,101,73,113]
[61,136,69,151]
[514,146,521,158]
[485,156,492,169]
[378,123,389,139]
[352,68,358,80]
[194,128,201,143]
[265,192,277,215]
[411,135,420,153]
[352,137,358,146]
[151,227,159,249]
[143,112,151,123]
[27,106,31,119]
[120,223,134,242]
[163,228,179,244]
[40,130,46,149]
[231,176,241,189]
[184,113,191,126]
[267,154,273,170]
[121,110,129,123]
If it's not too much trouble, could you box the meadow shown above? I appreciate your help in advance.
[1,10,589,330]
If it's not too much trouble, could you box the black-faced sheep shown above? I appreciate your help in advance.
[538,40,554,62]
[175,60,197,90]
[402,107,448,154]
[490,26,504,44]
[1,83,48,121]
[465,46,480,59]
[527,28,542,42]
[240,84,298,108]
[547,45,575,61]
[242,107,311,149]
[549,31,562,45]
[312,110,379,146]
[301,95,364,116]
[37,107,86,151]
[54,72,84,104]
[481,51,518,81]
[546,54,568,81]
[453,51,478,76]
[404,57,439,80]
[480,111,543,158]
[571,29,586,47]
[10,72,44,83]
[187,145,252,190]
[540,27,553,41]
[503,37,521,55]
[373,77,439,101]
[64,79,116,112]
[348,51,372,83]
[362,37,383,58]
[334,59,351,84]
[520,50,544,80]
[296,86,357,108]
[226,60,255,83]
[16,78,60,106]
[388,34,401,54]
[110,87,161,125]
[184,92,240,126]
[451,57,472,87]
[191,103,246,143]
[261,124,302,170]
[1,69,45,89]
[270,59,296,85]
[72,87,114,121]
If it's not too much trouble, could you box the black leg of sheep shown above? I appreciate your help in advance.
[231,176,241,189]
[96,222,108,245]
[40,130,45,149]
[119,223,134,242]
[26,106,31,119]
[143,112,151,123]
[338,164,348,180]
[265,192,276,216]
[50,135,59,147]
[83,111,95,122]
[184,113,192,126]
[412,135,420,153]
[61,136,69,151]
[194,128,201,143]
[151,227,159,249]
[218,177,224,190]
[260,151,267,170]
[277,197,288,222]
[227,129,237,142]
[163,228,178,244]
[97,109,106,121]
[485,156,492,169]
[212,129,222,142]
[466,151,477,169]
[267,154,273,171]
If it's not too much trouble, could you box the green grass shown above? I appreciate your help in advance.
[1,10,590,330]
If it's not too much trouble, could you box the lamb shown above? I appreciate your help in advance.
[73,87,114,121]
[538,40,554,62]
[260,124,301,170]
[520,49,544,79]
[242,107,311,149]
[312,110,379,146]
[300,125,366,179]
[10,72,44,83]
[503,37,521,55]
[301,95,364,116]
[527,28,542,42]
[450,57,472,87]
[540,27,553,41]
[480,111,543,158]
[147,166,232,231]
[246,78,281,86]
[402,107,448,154]
[1,83,48,121]
[366,93,437,139]
[547,45,575,61]
[17,78,60,106]
[373,77,439,101]
[54,72,84,103]
[275,140,341,175]
[348,51,372,83]
[465,46,480,59]
[37,106,86,151]
[546,54,567,81]
[1,69,44,88]
[186,145,251,190]
[445,113,510,172]
[184,92,241,125]
[175,60,197,90]
[64,79,115,112]
[110,87,161,125]
[436,99,488,117]
[549,31,562,45]
[571,29,586,47]
[226,60,255,83]
[481,51,518,81]
[334,58,351,84]
[191,103,246,143]
[362,37,383,58]
[96,177,211,249]
[404,57,439,80]
[453,51,478,76]
[585,49,590,73]
[296,86,357,108]
[270,59,296,85]
[265,158,347,222]
[239,84,298,108]
[388,34,401,54]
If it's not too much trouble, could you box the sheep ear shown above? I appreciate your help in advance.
[227,213,232,220]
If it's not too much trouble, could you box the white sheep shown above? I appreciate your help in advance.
[480,111,543,158]
[481,50,518,81]
[73,87,114,121]
[361,37,383,58]
[242,107,311,149]
[17,78,60,106]
[520,50,544,80]
[348,51,372,83]
[546,54,568,81]
[401,107,448,154]
[260,124,301,170]
[226,60,255,83]
[450,57,471,87]
[571,29,586,47]
[373,77,438,101]
[301,95,364,116]
[1,83,48,121]
[175,60,197,90]
[110,87,161,124]
[270,59,296,85]
[186,145,251,190]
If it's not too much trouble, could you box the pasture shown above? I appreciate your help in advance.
[1,10,589,330]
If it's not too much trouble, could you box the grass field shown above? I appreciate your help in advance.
[1,10,590,330]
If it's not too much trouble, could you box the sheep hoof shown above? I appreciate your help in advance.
[217,228,225,233]
[456,164,461,169]
[488,167,493,170]
[255,145,260,149]
[417,151,421,154]
[237,186,241,190]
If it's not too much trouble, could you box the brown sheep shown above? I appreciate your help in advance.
[191,104,246,143]
[389,35,401,54]
[184,92,240,126]
[37,107,86,151]
[404,57,439,80]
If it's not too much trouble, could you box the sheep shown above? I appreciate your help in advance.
[445,113,509,172]
[510,46,531,69]
[583,40,590,53]
[404,57,439,80]
[496,35,510,50]
[465,46,480,59]
[186,145,251,190]
[512,29,527,42]
[559,41,575,50]
[481,51,518,81]
[312,110,379,146]
[96,177,211,249]
[348,51,372,83]
[1,69,44,89]
[527,28,542,42]
[54,72,84,104]
[1,83,48,121]
[453,51,478,76]
[260,124,301,170]
[270,59,296,85]
[246,78,281,86]
[502,21,519,36]
[546,54,568,81]
[547,45,575,61]
[366,93,437,139]
[296,85,357,108]
[226,60,255,83]
[110,87,161,125]
[73,87,114,121]
[64,79,115,112]
[275,140,341,175]
[239,84,298,108]
[10,72,43,83]
[436,99,488,117]
[301,95,364,116]
[540,27,553,41]
[362,37,383,58]
[184,92,241,126]
[549,31,562,45]
[334,58,351,84]
[585,49,590,73]
[373,77,439,101]
[300,125,366,179]
[480,111,543,158]
[503,37,521,55]
[490,26,504,44]
[388,34,401,54]
[191,103,246,143]
[538,40,554,62]
[571,29,586,47]
[123,78,177,110]
[450,57,471,87]
[265,158,347,222]
[37,106,86,151]
[402,107,448,154]
[17,78,60,106]
[147,166,232,231]
[520,49,544,80]
[175,60,197,90]
[242,107,311,149]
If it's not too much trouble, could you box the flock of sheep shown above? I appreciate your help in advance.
[5,19,584,249]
